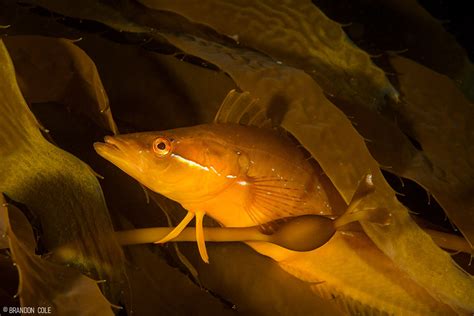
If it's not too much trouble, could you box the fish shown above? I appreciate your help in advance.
[93,90,466,314]
[94,92,347,263]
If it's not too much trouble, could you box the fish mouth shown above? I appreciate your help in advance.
[93,136,127,158]
[104,136,123,150]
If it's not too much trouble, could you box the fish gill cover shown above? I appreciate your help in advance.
[0,0,473,315]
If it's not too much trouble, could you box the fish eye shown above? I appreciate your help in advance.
[153,137,172,157]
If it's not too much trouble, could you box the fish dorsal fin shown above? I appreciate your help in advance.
[214,89,272,128]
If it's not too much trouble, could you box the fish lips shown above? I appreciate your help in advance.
[93,136,128,162]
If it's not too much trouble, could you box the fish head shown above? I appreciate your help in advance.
[94,126,242,203]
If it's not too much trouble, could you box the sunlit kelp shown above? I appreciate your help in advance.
[281,232,455,315]
[387,56,474,245]
[138,0,399,111]
[0,195,114,315]
[0,39,125,301]
[334,55,474,256]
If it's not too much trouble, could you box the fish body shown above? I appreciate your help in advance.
[94,123,344,229]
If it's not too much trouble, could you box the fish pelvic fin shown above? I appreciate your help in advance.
[195,211,209,263]
[155,211,195,243]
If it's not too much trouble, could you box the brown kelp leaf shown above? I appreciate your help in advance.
[0,1,83,39]
[138,0,399,110]
[281,232,455,315]
[122,237,237,316]
[145,194,344,316]
[4,36,117,134]
[158,33,474,312]
[387,56,474,247]
[23,0,148,34]
[0,195,114,315]
[314,0,474,102]
[330,96,424,176]
[180,243,345,316]
[2,1,235,127]
[12,1,473,312]
[0,228,8,249]
[74,34,236,130]
[148,54,237,124]
[0,39,125,301]
[329,56,474,251]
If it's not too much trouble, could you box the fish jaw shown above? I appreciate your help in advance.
[94,135,121,158]
[93,135,147,182]
[94,136,127,165]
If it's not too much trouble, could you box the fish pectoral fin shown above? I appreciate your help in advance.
[155,211,195,244]
[195,211,209,264]
[243,176,310,226]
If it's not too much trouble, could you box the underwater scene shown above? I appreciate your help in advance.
[0,0,473,315]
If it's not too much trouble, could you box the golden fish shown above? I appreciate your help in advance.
[94,121,347,262]
[94,91,470,314]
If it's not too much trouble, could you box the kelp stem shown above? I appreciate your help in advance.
[116,226,270,245]
[115,225,473,255]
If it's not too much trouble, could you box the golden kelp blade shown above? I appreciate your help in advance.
[0,39,125,302]
[4,36,118,134]
[157,33,474,312]
[388,56,474,249]
[6,1,470,314]
[139,0,399,110]
[280,232,455,315]
[314,0,474,103]
[0,195,114,315]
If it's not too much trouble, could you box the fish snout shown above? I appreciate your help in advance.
[93,135,128,156]
[104,135,123,150]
